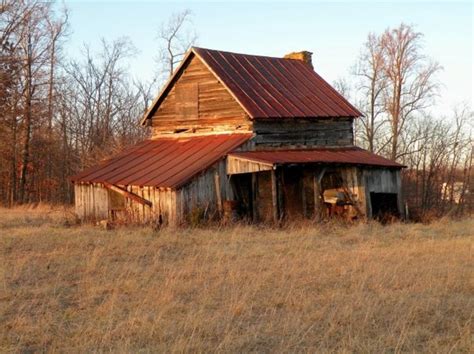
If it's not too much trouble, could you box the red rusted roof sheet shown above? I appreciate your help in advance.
[142,47,362,124]
[229,147,404,168]
[194,47,361,119]
[71,134,252,188]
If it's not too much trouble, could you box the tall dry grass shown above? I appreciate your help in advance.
[0,207,472,352]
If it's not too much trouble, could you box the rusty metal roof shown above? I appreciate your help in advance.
[142,47,362,124]
[71,134,252,188]
[229,147,404,168]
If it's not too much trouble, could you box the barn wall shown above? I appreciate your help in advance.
[256,171,273,223]
[74,183,178,226]
[361,168,403,217]
[151,55,251,136]
[124,186,177,226]
[253,118,354,148]
[74,183,109,221]
[74,166,402,225]
[74,161,233,226]
[176,160,233,224]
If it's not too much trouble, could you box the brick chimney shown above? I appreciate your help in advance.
[284,51,313,69]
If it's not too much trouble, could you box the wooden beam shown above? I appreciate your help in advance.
[271,169,279,223]
[302,174,307,218]
[277,170,284,221]
[102,182,152,207]
[214,171,223,216]
[313,173,321,222]
[313,168,326,222]
[251,173,258,222]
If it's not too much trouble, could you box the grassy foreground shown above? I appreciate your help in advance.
[0,207,472,352]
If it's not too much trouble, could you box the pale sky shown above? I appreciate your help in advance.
[63,0,473,117]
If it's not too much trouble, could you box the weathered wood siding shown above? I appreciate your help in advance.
[124,186,177,225]
[151,55,251,136]
[255,171,273,223]
[75,160,236,226]
[361,168,403,217]
[252,118,354,148]
[227,156,272,174]
[74,183,110,221]
[74,183,178,226]
[176,160,233,223]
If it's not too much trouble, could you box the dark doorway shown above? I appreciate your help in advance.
[281,167,304,220]
[230,174,253,220]
[370,192,399,221]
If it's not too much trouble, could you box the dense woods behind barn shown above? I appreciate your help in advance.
[0,1,472,220]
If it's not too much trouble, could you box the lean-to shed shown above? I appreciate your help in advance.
[71,47,405,225]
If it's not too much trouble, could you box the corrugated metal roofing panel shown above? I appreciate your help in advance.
[70,134,252,188]
[193,47,362,118]
[229,147,405,168]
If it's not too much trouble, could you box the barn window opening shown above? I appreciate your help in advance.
[370,192,399,222]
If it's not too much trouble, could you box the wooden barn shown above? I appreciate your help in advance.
[71,47,405,226]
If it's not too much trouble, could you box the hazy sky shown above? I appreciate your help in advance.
[64,0,473,116]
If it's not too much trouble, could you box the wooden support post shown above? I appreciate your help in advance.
[278,170,284,221]
[271,168,279,223]
[251,173,258,222]
[214,171,223,216]
[313,173,321,222]
[302,175,307,218]
[313,168,326,222]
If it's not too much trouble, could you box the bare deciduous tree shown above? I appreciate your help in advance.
[63,38,149,167]
[353,33,387,153]
[156,9,197,78]
[380,24,442,160]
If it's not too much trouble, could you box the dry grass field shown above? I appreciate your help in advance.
[0,206,472,352]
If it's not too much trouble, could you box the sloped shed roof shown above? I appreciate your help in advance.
[70,134,252,188]
[142,47,361,124]
[229,147,405,168]
[72,134,404,189]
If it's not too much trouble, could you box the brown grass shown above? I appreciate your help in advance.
[1,207,472,352]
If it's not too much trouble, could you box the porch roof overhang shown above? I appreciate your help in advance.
[227,147,405,175]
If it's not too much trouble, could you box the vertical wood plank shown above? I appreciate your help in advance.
[251,173,258,222]
[214,170,223,217]
[271,169,279,223]
[313,173,320,222]
[301,175,307,218]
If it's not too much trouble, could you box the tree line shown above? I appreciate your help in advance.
[0,1,195,206]
[0,2,472,217]
[341,23,473,218]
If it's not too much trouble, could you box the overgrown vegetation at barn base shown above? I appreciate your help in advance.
[1,207,472,352]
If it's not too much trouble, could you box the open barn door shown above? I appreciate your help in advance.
[370,192,399,222]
